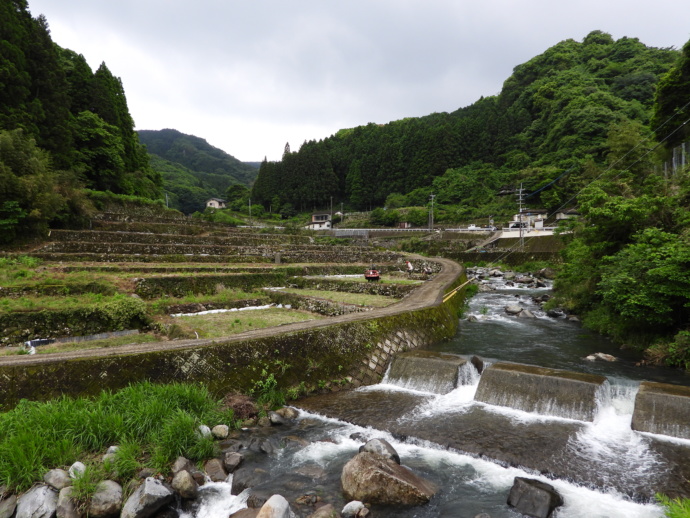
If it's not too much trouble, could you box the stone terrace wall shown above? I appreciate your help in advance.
[0,263,468,409]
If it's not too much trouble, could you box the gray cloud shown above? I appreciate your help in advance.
[28,0,690,161]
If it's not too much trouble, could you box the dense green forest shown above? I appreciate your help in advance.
[138,129,257,214]
[251,31,678,217]
[0,0,161,241]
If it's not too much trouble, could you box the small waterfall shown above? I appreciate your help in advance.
[178,481,249,518]
[381,350,467,394]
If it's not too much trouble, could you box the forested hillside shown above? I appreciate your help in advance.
[138,129,258,214]
[0,0,161,242]
[251,31,678,217]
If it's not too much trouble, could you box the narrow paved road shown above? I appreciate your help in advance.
[0,256,463,366]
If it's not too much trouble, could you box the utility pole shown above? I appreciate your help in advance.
[330,196,333,229]
[248,197,252,226]
[516,183,525,250]
[429,193,436,232]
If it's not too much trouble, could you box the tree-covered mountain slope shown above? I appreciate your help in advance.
[251,31,679,216]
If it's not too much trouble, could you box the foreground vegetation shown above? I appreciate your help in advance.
[0,382,235,493]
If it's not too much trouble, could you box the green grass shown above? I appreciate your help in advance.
[173,307,323,338]
[0,381,237,492]
[281,288,400,308]
[658,495,690,518]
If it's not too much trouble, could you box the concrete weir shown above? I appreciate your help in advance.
[632,381,690,439]
[474,362,607,421]
[385,350,467,394]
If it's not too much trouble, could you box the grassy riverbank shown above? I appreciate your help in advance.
[0,382,236,492]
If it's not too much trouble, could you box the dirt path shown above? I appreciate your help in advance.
[0,256,463,366]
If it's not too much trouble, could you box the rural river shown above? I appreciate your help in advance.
[187,271,690,518]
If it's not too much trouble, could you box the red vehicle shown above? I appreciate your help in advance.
[364,266,380,282]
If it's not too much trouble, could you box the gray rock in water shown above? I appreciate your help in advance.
[171,470,198,500]
[121,478,174,518]
[341,500,365,518]
[467,315,479,322]
[358,438,400,464]
[307,504,338,518]
[44,469,71,490]
[255,494,295,518]
[204,458,227,482]
[474,514,491,518]
[88,480,122,518]
[68,462,86,480]
[507,477,563,518]
[341,452,437,506]
[229,509,259,518]
[471,356,485,375]
[231,468,270,495]
[56,487,78,518]
[0,494,17,518]
[504,305,523,315]
[518,309,536,319]
[16,485,58,518]
[275,407,299,420]
[268,411,287,426]
[222,452,244,473]
[546,309,564,318]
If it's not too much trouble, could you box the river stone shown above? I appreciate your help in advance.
[121,477,174,518]
[268,411,286,426]
[504,305,523,315]
[223,452,244,473]
[229,510,259,518]
[632,381,690,439]
[518,309,536,319]
[171,457,195,475]
[204,458,227,482]
[68,462,86,480]
[0,494,17,518]
[275,407,299,420]
[56,487,78,518]
[197,425,212,438]
[212,425,229,439]
[341,500,365,517]
[44,469,71,490]
[255,495,295,518]
[87,480,122,518]
[471,356,485,375]
[507,477,563,518]
[231,468,270,495]
[16,485,58,518]
[358,438,400,464]
[341,451,438,506]
[474,362,607,421]
[307,504,338,518]
[171,470,198,500]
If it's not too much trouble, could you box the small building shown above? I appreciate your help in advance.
[508,210,548,230]
[555,209,580,220]
[206,198,227,209]
[305,212,332,230]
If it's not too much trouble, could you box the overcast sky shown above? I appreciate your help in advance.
[27,0,690,162]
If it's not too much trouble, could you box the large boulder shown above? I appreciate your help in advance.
[171,470,198,500]
[341,452,437,506]
[255,495,295,518]
[507,477,563,518]
[87,480,122,518]
[223,452,244,473]
[204,458,228,482]
[231,468,270,495]
[16,485,58,518]
[55,488,79,518]
[358,439,400,465]
[0,495,17,518]
[44,470,71,491]
[504,305,523,315]
[121,478,174,518]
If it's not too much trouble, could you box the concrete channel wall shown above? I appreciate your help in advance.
[0,258,467,409]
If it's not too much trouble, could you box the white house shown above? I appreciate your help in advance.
[305,212,332,230]
[206,198,227,209]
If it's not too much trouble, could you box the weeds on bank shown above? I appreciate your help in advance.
[657,494,690,518]
[0,381,236,492]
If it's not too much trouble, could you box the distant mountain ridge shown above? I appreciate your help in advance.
[138,129,258,213]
